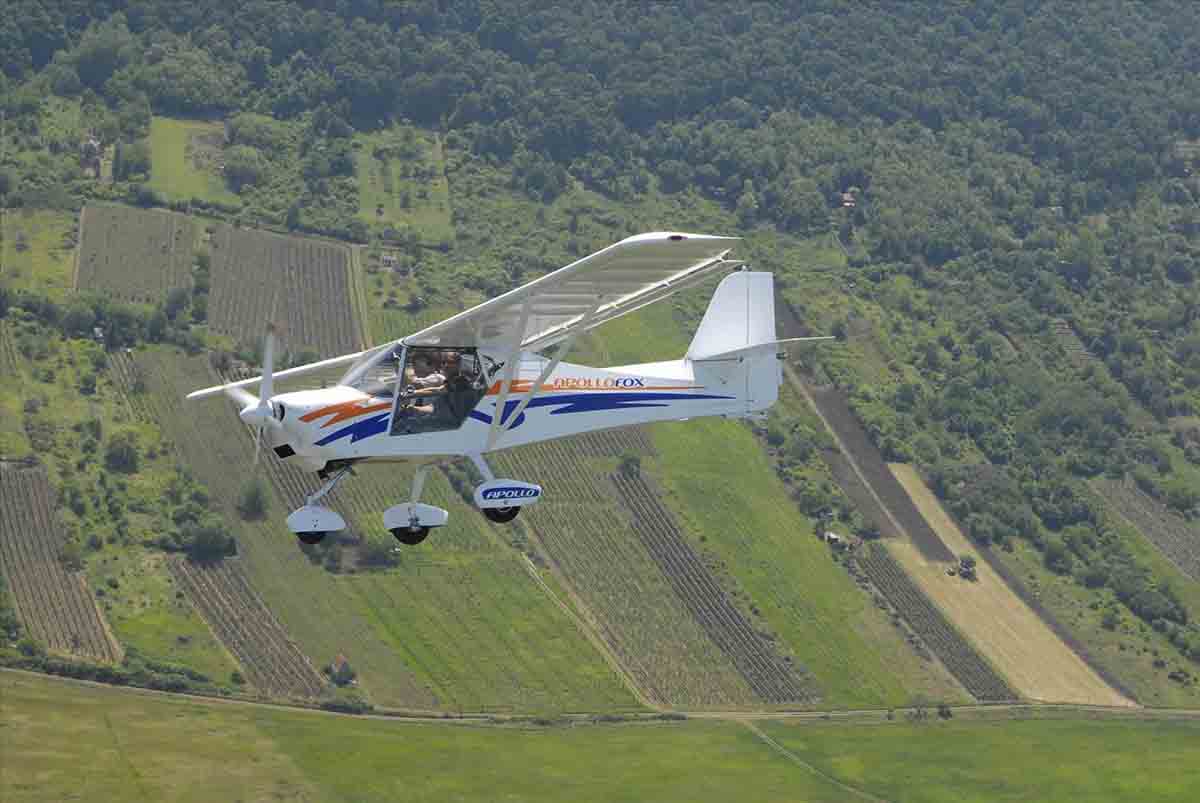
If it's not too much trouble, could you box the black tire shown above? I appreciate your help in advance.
[391,526,430,545]
[483,506,521,524]
[297,531,328,545]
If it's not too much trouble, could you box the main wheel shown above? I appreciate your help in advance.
[391,526,430,545]
[483,506,521,524]
[297,531,329,545]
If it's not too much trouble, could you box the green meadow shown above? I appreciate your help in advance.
[147,117,240,206]
[6,671,1199,803]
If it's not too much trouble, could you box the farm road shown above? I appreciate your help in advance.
[5,668,1197,728]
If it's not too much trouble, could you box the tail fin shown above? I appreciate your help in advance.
[687,271,777,359]
[688,271,782,413]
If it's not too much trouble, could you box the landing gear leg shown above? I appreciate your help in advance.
[384,464,448,545]
[286,465,353,543]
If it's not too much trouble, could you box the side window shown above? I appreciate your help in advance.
[389,348,488,435]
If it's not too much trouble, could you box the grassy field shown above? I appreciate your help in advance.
[5,671,1200,803]
[888,464,1131,707]
[649,413,965,709]
[84,547,239,683]
[355,126,454,243]
[147,117,240,206]
[0,209,78,299]
[763,716,1200,803]
[568,302,964,708]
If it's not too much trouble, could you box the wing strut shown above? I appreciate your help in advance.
[484,297,532,451]
[489,299,603,451]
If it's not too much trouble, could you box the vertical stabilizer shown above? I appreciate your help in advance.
[687,271,776,359]
[687,271,782,413]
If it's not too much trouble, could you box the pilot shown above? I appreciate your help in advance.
[404,353,446,415]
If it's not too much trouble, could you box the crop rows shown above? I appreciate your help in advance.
[0,464,121,662]
[107,351,154,421]
[515,494,757,707]
[498,437,781,708]
[611,471,814,703]
[569,427,657,457]
[256,454,638,712]
[208,225,361,357]
[123,349,440,709]
[77,204,196,303]
[1094,477,1200,581]
[807,384,955,561]
[856,544,1015,702]
[167,556,326,699]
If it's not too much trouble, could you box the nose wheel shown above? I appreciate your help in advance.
[390,526,430,545]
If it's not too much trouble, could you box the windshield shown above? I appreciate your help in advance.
[339,341,404,396]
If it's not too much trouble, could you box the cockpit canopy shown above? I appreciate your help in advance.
[340,343,492,433]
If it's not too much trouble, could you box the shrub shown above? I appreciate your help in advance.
[236,479,269,520]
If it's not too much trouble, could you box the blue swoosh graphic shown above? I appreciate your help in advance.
[467,392,734,429]
[315,412,391,445]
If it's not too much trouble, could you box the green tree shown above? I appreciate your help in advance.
[224,145,266,192]
[104,430,139,474]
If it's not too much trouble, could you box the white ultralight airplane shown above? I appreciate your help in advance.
[187,232,827,546]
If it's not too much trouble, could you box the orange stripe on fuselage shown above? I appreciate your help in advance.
[299,399,391,428]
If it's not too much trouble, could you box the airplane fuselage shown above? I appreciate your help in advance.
[268,351,770,472]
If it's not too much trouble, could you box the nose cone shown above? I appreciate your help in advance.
[239,400,273,427]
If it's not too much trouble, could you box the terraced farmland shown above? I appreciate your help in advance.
[0,463,121,662]
[167,557,326,700]
[77,204,198,303]
[208,225,362,356]
[1093,477,1200,581]
[496,431,788,708]
[611,471,813,703]
[856,544,1015,702]
[806,383,954,561]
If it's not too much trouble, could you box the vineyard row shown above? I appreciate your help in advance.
[168,557,327,699]
[0,465,122,662]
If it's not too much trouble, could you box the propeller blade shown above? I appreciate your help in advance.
[224,387,258,408]
[253,426,263,469]
[260,324,276,402]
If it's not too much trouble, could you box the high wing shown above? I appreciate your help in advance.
[403,231,741,351]
[187,232,740,401]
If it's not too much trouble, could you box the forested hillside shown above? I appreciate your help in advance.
[4,1,1200,695]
